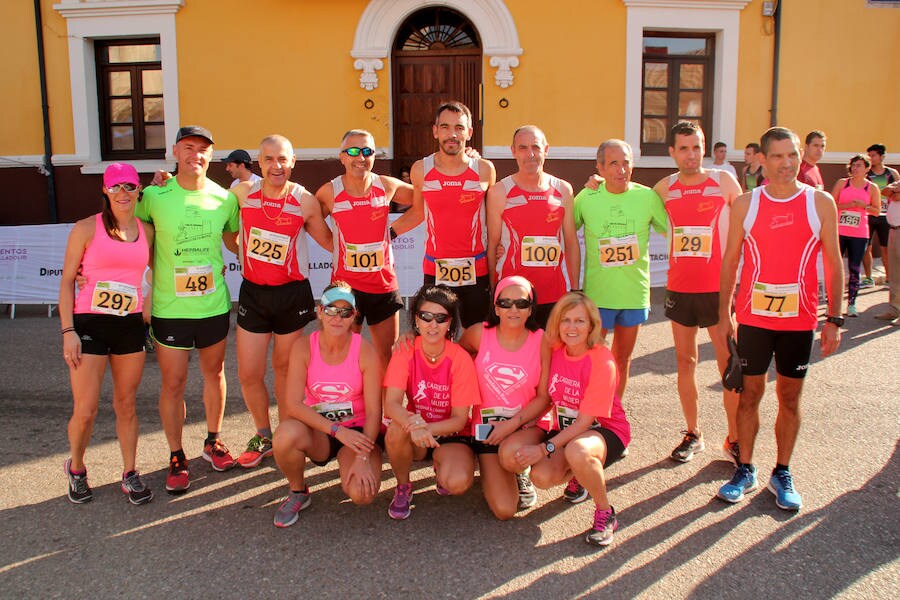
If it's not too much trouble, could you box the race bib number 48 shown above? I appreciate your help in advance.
[598,234,639,267]
[751,282,799,318]
[247,227,289,265]
[345,241,384,272]
[521,236,561,267]
[672,226,712,258]
[435,257,476,287]
[174,264,216,297]
[90,281,137,316]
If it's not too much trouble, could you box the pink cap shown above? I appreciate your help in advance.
[103,163,140,188]
[494,275,534,302]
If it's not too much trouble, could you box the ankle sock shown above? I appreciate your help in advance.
[258,428,273,440]
[205,432,219,446]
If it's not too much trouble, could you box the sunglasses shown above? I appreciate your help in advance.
[416,310,450,324]
[342,147,375,158]
[495,298,532,310]
[107,183,139,193]
[322,305,354,318]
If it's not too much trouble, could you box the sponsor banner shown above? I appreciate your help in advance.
[0,218,669,305]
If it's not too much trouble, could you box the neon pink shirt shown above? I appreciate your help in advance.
[664,171,728,293]
[735,186,822,331]
[74,213,148,315]
[240,181,309,286]
[304,331,366,429]
[330,175,397,293]
[836,180,871,239]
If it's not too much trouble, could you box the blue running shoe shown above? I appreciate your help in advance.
[768,469,802,510]
[717,464,757,503]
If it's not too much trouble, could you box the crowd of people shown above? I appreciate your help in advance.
[59,101,898,548]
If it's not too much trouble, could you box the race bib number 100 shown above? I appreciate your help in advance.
[435,257,476,287]
[521,236,561,267]
[174,264,216,297]
[90,281,137,316]
[598,234,639,267]
[750,282,799,318]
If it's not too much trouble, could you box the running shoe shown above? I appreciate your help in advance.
[768,469,802,511]
[563,477,589,504]
[64,458,93,504]
[435,483,451,496]
[202,439,236,472]
[236,434,273,468]
[121,471,153,505]
[388,483,413,520]
[847,304,859,317]
[717,464,758,503]
[516,469,537,510]
[165,455,190,493]
[273,487,312,528]
[722,437,740,466]
[585,506,619,546]
[859,277,874,289]
[670,431,705,463]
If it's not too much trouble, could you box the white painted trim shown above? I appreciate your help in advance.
[80,160,174,175]
[53,1,182,164]
[623,1,748,161]
[350,0,522,89]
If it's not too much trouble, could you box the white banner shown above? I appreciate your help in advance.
[0,218,670,305]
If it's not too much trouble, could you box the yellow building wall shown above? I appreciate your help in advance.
[777,0,900,152]
[735,0,775,148]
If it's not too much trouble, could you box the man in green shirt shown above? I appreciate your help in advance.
[574,139,668,400]
[136,125,240,493]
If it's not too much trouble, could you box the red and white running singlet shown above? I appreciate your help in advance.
[497,175,568,304]
[240,181,309,286]
[736,186,822,331]
[664,170,729,293]
[304,331,366,429]
[330,175,396,294]
[421,154,487,286]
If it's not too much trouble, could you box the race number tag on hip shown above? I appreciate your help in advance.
[247,227,289,265]
[313,401,355,423]
[598,234,639,267]
[174,264,216,297]
[344,241,384,272]
[555,405,579,430]
[90,281,137,316]
[479,406,517,425]
[521,236,561,267]
[838,211,861,228]
[751,282,799,318]
[672,226,713,258]
[435,257,476,287]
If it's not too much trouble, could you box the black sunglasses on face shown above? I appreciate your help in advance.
[495,298,532,310]
[107,183,139,193]
[342,147,375,157]
[416,310,450,324]
[322,305,354,318]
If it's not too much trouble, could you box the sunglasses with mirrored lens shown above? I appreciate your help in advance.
[342,146,375,157]
[416,310,450,324]
[107,183,139,193]
[322,305,354,318]
[495,298,532,310]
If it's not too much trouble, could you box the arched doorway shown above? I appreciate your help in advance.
[391,7,483,175]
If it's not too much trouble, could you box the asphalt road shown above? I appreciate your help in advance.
[0,285,897,599]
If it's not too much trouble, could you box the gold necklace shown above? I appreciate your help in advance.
[260,183,291,222]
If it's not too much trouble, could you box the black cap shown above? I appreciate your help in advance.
[175,125,214,145]
[222,149,252,165]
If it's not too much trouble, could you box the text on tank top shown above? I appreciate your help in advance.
[407,346,455,423]
[304,331,366,428]
[240,181,309,285]
[472,327,545,426]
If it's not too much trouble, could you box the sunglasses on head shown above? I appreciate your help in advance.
[322,305,354,318]
[416,310,450,324]
[495,298,532,310]
[107,183,139,193]
[342,147,375,158]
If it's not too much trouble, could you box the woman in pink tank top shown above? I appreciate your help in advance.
[272,281,383,528]
[831,154,882,317]
[457,276,545,520]
[501,292,629,547]
[58,163,155,505]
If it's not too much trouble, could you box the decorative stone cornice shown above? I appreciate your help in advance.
[489,55,519,89]
[622,0,750,9]
[353,58,384,92]
[54,0,183,19]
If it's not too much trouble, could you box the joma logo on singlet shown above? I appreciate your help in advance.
[263,201,282,209]
[770,213,794,229]
[527,195,546,201]
[683,189,701,195]
[441,181,463,187]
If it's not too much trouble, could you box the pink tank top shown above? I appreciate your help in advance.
[74,214,148,316]
[836,180,871,239]
[664,171,728,293]
[471,327,548,432]
[304,331,366,429]
[736,186,821,331]
[330,175,396,293]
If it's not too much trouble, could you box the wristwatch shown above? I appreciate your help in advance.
[825,315,844,327]
[544,441,556,457]
[329,422,341,437]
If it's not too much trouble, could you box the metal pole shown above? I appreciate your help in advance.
[769,0,782,127]
[34,0,58,223]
